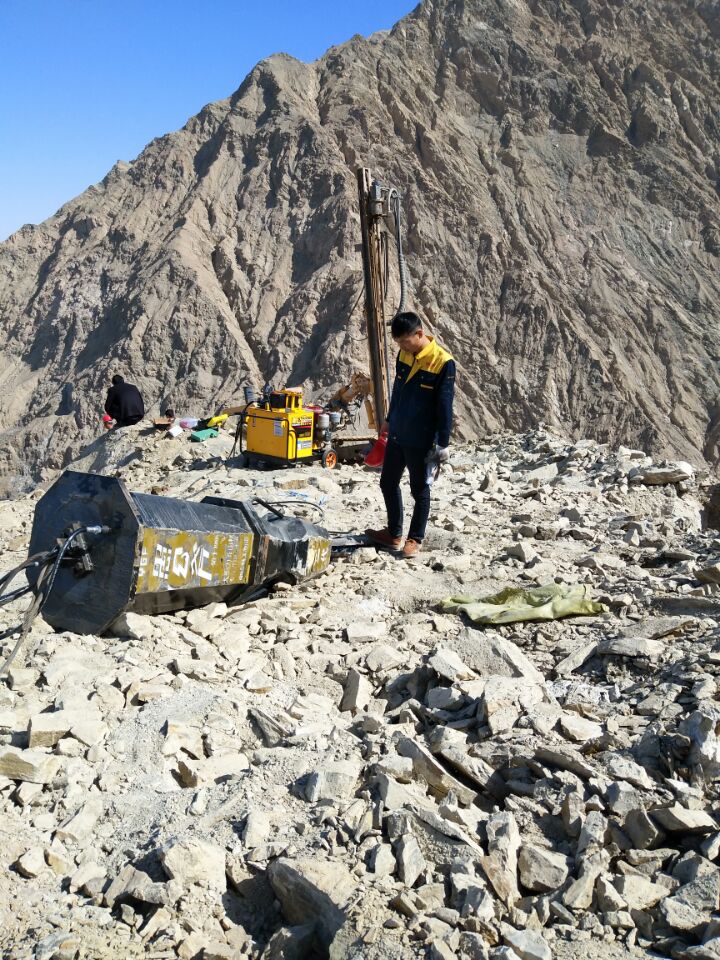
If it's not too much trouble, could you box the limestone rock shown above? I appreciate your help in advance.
[305,761,361,803]
[0,747,59,784]
[263,924,316,960]
[624,807,662,850]
[651,806,718,834]
[160,837,227,892]
[28,710,90,749]
[482,812,520,906]
[559,712,602,742]
[503,928,552,960]
[396,736,478,806]
[369,843,396,877]
[443,629,543,683]
[597,636,666,658]
[615,874,669,910]
[428,648,476,683]
[340,669,371,714]
[55,797,104,844]
[177,752,249,787]
[518,844,569,892]
[14,846,47,879]
[268,858,355,946]
[395,834,426,888]
[661,873,720,932]
[243,810,271,849]
[632,462,694,485]
[108,611,154,640]
[345,622,386,643]
[603,754,653,789]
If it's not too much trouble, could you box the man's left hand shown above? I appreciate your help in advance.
[426,445,450,465]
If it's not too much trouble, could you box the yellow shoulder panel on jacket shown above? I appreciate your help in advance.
[433,342,453,364]
[420,340,453,373]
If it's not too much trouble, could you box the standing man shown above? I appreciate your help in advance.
[104,374,145,428]
[366,311,456,558]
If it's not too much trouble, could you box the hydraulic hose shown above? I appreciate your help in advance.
[0,525,111,678]
[0,585,32,608]
[0,549,58,595]
[388,188,409,315]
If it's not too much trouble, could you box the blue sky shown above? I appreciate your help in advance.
[0,0,417,241]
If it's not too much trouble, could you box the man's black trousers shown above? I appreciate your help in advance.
[380,439,431,543]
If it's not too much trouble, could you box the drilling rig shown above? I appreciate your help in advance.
[231,167,410,468]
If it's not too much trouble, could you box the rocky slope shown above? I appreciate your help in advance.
[1,427,720,959]
[1,0,719,496]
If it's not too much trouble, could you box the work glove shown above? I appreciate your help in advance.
[425,445,449,486]
[425,444,450,465]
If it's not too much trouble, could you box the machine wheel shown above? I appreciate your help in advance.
[321,449,338,470]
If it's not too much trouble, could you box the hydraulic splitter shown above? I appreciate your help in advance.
[23,471,332,635]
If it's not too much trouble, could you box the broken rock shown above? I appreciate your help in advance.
[503,927,552,960]
[482,812,521,906]
[396,736,478,806]
[340,669,371,714]
[268,858,355,947]
[305,761,361,803]
[615,873,669,910]
[0,747,60,784]
[651,805,718,834]
[428,648,476,682]
[518,844,569,892]
[160,837,226,892]
[395,833,426,888]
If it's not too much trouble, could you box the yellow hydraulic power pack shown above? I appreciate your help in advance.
[241,388,339,469]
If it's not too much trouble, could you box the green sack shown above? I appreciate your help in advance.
[440,583,608,626]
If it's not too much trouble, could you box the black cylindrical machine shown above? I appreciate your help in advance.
[27,471,331,635]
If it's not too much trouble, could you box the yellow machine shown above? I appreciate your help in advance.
[241,388,338,469]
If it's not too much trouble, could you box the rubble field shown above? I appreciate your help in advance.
[1,425,720,960]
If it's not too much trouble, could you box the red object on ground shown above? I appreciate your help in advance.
[364,428,388,468]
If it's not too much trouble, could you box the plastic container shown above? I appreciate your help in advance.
[364,428,388,468]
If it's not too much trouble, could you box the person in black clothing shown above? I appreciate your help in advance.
[366,311,456,558]
[104,375,145,428]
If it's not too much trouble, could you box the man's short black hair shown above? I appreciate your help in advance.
[391,311,423,337]
[112,374,124,386]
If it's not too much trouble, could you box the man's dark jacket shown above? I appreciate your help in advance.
[104,381,145,425]
[387,337,455,449]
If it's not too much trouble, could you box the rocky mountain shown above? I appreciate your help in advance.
[1,0,719,495]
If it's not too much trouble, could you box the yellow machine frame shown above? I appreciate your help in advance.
[243,388,336,468]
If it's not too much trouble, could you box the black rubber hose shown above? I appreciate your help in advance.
[0,561,52,678]
[0,526,110,679]
[0,585,32,608]
[0,549,57,596]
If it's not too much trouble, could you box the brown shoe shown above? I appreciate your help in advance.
[366,527,402,550]
[402,538,421,558]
